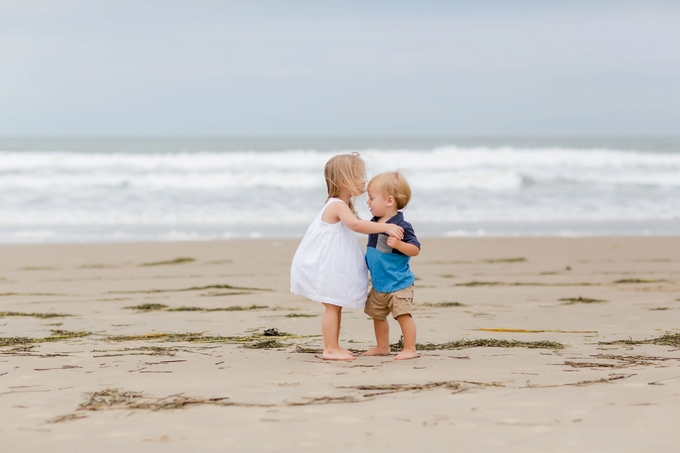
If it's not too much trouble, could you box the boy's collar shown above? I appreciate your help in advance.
[372,211,403,224]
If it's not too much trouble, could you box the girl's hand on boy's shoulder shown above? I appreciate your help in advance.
[384,224,404,240]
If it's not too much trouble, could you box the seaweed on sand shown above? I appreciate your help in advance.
[106,327,303,350]
[614,278,666,284]
[599,332,680,349]
[483,257,526,263]
[140,257,195,266]
[112,284,271,294]
[559,296,608,304]
[90,345,215,357]
[0,330,91,347]
[124,304,268,312]
[456,281,597,287]
[168,305,268,312]
[339,381,463,397]
[124,303,169,311]
[75,388,362,413]
[390,336,564,351]
[78,389,231,411]
[420,302,465,308]
[0,311,72,318]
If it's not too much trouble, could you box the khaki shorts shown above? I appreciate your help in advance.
[364,285,414,321]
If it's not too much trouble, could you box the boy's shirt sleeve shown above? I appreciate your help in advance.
[400,220,421,250]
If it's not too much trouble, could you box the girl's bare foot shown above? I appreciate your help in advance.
[362,346,391,356]
[322,348,355,361]
[395,349,419,360]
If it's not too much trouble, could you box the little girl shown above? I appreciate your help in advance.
[291,153,404,361]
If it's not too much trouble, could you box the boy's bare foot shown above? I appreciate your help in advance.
[362,346,391,356]
[322,348,355,361]
[395,349,419,360]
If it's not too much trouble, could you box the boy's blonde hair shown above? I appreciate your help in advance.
[324,152,366,214]
[368,171,412,210]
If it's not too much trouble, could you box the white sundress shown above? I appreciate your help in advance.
[290,198,369,309]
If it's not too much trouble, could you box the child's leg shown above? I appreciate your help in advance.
[321,303,355,361]
[394,314,418,360]
[362,318,391,356]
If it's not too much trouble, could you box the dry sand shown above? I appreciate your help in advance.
[1,237,679,452]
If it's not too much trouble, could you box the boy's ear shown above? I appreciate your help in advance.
[387,195,396,206]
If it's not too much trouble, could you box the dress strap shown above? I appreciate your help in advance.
[318,198,344,223]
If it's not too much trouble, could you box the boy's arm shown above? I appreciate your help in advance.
[386,237,420,256]
[330,201,404,239]
[385,220,420,256]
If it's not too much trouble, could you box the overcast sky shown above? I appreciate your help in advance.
[1,0,678,137]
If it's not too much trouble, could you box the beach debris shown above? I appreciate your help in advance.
[123,304,268,312]
[563,353,676,369]
[294,345,322,354]
[391,336,565,351]
[47,413,88,424]
[477,328,597,334]
[171,305,268,312]
[124,303,168,311]
[78,388,232,411]
[527,374,634,388]
[0,345,71,358]
[339,381,463,397]
[106,328,306,349]
[0,311,72,319]
[559,296,608,304]
[599,332,680,349]
[564,361,620,369]
[590,354,671,366]
[614,278,667,284]
[420,302,466,308]
[483,257,526,263]
[74,388,362,412]
[111,283,271,294]
[90,345,216,357]
[263,328,288,336]
[140,257,195,266]
[243,339,288,349]
[0,330,91,348]
[285,313,318,317]
[0,292,65,297]
[455,281,598,287]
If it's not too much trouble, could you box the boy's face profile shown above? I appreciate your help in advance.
[367,187,395,218]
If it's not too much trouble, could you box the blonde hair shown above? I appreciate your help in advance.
[368,171,412,210]
[324,153,366,214]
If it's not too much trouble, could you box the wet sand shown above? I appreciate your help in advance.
[1,237,679,452]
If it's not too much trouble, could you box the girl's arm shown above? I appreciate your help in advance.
[327,201,404,239]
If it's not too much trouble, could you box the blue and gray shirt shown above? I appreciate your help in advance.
[365,212,421,293]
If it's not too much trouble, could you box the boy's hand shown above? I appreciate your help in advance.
[384,224,404,240]
[386,236,402,248]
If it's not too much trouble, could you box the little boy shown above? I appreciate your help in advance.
[362,171,421,360]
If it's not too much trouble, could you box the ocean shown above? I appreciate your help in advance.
[1,137,679,244]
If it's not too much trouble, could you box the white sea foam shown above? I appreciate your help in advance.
[1,144,679,242]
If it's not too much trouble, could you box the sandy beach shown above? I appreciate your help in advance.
[1,237,679,452]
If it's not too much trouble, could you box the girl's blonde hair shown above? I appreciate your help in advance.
[367,171,412,210]
[324,152,366,214]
